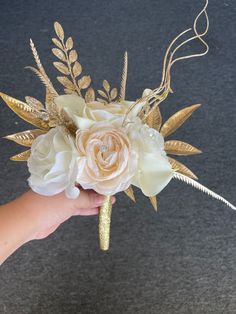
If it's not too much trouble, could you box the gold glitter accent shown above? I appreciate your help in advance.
[99,195,112,251]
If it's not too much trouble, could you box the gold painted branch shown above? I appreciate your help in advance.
[99,195,112,251]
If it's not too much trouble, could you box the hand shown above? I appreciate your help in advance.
[0,189,115,265]
[26,189,116,240]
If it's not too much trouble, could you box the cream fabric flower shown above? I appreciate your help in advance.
[75,121,138,195]
[54,94,145,129]
[28,127,80,199]
[127,118,173,196]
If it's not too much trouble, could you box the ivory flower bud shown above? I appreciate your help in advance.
[54,94,146,129]
[127,118,173,196]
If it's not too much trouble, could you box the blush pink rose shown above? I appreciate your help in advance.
[75,122,138,195]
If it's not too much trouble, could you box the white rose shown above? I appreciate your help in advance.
[127,118,173,196]
[28,127,80,199]
[54,94,145,129]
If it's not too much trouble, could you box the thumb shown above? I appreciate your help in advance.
[74,189,105,210]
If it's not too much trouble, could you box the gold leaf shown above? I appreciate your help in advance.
[110,88,118,100]
[64,88,77,95]
[52,48,66,62]
[69,50,78,63]
[165,140,202,156]
[97,90,107,98]
[25,96,44,111]
[45,101,60,126]
[72,61,82,77]
[53,62,70,75]
[59,109,77,136]
[124,186,136,202]
[96,98,108,104]
[52,38,63,50]
[57,76,76,90]
[78,75,91,89]
[145,106,162,131]
[4,129,47,147]
[103,80,110,93]
[85,87,95,103]
[0,92,49,129]
[54,21,64,41]
[45,88,55,104]
[168,157,198,180]
[10,149,31,161]
[160,104,201,138]
[149,196,158,211]
[66,37,73,50]
[29,40,58,96]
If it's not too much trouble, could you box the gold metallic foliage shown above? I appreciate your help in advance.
[52,21,91,97]
[149,196,158,211]
[160,104,201,138]
[4,129,47,147]
[145,105,162,131]
[168,157,198,180]
[124,186,136,202]
[10,149,31,161]
[0,93,49,130]
[165,140,202,156]
[97,80,118,104]
[119,51,128,101]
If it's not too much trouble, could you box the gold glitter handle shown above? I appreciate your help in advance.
[99,195,112,251]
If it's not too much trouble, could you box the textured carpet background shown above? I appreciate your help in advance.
[0,0,236,313]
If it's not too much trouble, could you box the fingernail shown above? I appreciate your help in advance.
[95,195,105,206]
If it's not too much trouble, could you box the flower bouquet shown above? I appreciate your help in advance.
[1,0,235,250]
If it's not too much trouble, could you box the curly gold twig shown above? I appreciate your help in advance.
[122,0,209,126]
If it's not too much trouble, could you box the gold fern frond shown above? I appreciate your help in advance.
[29,39,58,96]
[173,172,236,210]
[119,51,128,101]
[26,66,57,97]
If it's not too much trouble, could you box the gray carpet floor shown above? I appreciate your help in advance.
[0,0,236,313]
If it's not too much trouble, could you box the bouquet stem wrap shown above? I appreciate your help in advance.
[99,195,112,250]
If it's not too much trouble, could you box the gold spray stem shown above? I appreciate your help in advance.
[99,195,112,251]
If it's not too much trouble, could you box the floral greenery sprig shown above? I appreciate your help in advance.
[97,80,118,104]
[52,22,119,105]
[52,22,92,98]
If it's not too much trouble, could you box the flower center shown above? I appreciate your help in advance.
[100,144,108,153]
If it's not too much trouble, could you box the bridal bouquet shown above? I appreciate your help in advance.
[1,0,235,250]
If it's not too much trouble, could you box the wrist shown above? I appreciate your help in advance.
[0,192,40,264]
